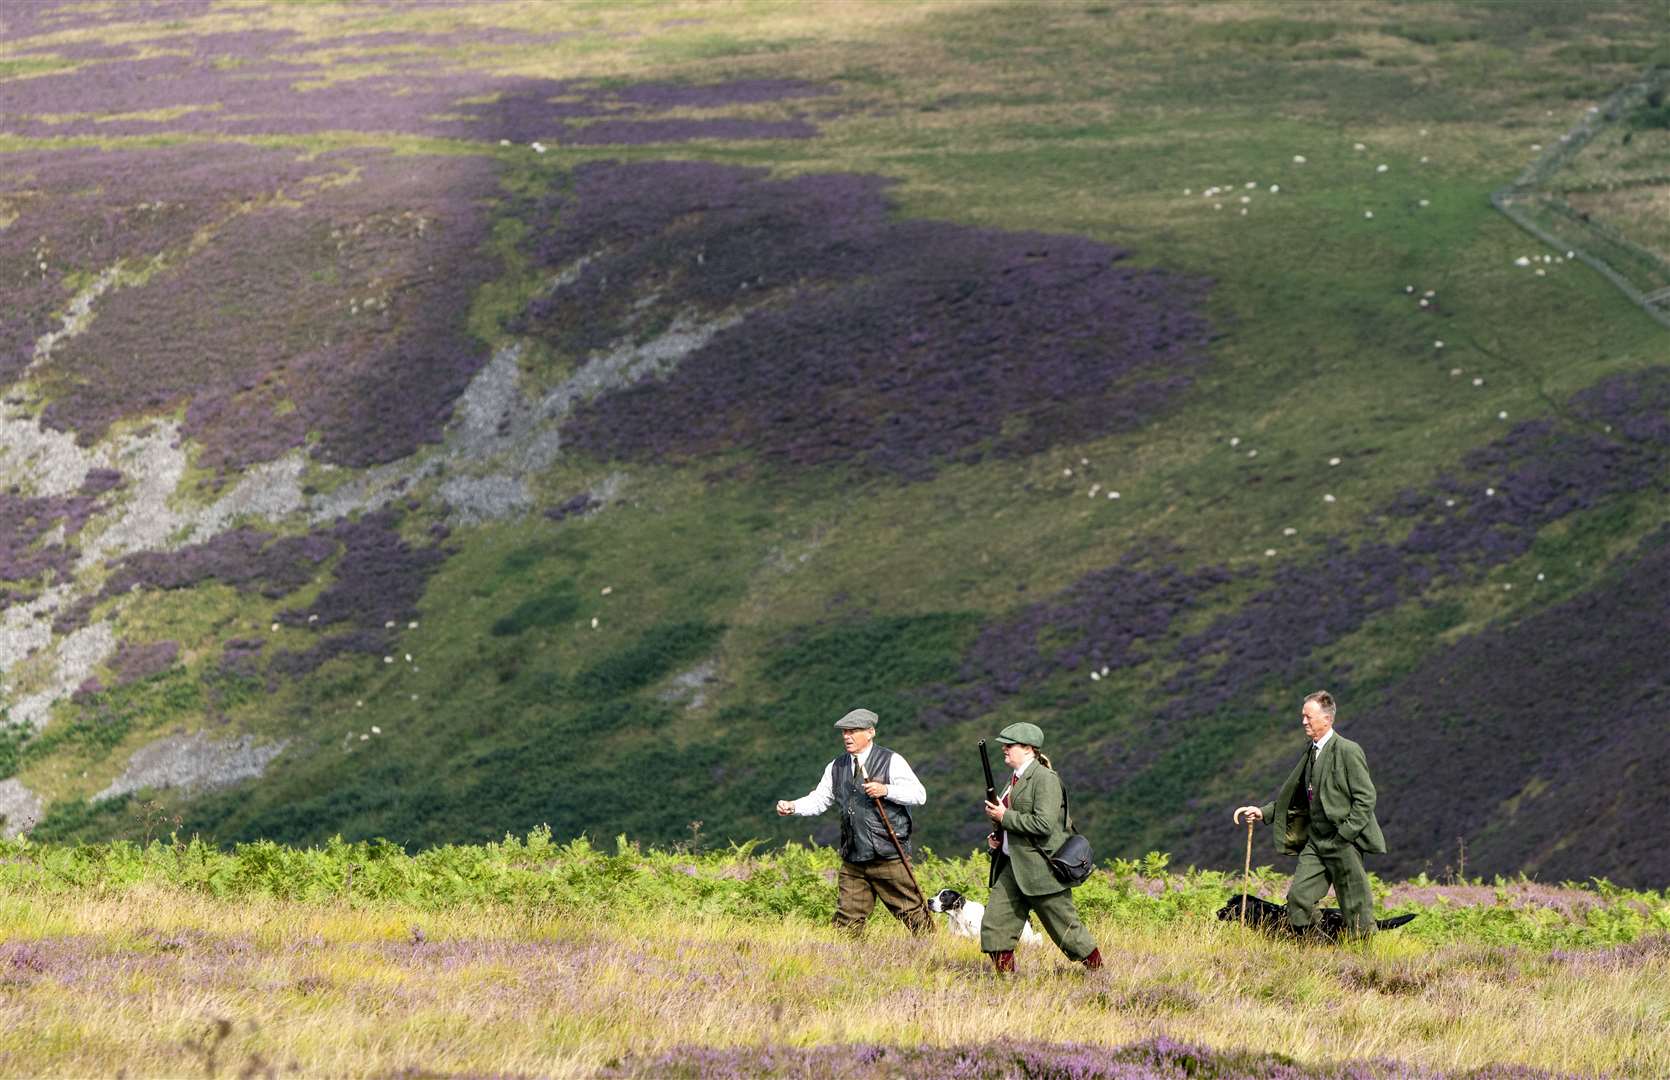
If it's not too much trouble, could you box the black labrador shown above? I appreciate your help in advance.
[1217,893,1416,940]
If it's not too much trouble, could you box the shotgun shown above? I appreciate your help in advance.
[979,739,1003,885]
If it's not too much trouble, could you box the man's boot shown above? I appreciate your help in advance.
[989,950,1015,974]
[1081,947,1103,971]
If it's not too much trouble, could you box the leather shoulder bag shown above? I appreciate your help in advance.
[1036,782,1094,887]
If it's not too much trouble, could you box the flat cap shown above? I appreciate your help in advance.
[996,721,1044,748]
[834,708,878,730]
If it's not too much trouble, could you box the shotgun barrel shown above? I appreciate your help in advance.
[979,739,1002,878]
[979,739,999,806]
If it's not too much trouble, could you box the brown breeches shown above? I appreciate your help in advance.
[833,858,934,936]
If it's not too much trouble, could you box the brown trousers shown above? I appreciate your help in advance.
[834,858,934,936]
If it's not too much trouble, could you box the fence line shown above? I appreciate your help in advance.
[1490,65,1670,331]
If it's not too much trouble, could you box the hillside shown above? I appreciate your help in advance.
[1,1,1668,885]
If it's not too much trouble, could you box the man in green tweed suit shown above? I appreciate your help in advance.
[1235,690,1386,937]
[979,722,1100,972]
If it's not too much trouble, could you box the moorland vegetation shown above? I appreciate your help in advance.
[0,832,1665,1077]
[1,8,1669,1073]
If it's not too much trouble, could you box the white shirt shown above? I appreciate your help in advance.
[1312,728,1336,755]
[1000,756,1034,856]
[790,743,927,816]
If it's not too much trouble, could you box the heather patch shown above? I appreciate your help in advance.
[0,144,321,387]
[100,528,335,604]
[1,33,836,142]
[1356,523,1670,886]
[257,508,450,677]
[465,77,832,144]
[0,0,214,41]
[3,66,476,139]
[601,1038,1564,1079]
[6,39,139,62]
[265,628,389,680]
[526,160,1213,480]
[0,489,106,592]
[1157,369,1670,726]
[2,141,490,482]
[1380,881,1622,919]
[30,147,503,472]
[217,638,265,679]
[917,557,1236,730]
[77,468,124,497]
[544,491,599,522]
[1552,933,1670,971]
[54,505,448,681]
[276,509,449,632]
[107,640,178,687]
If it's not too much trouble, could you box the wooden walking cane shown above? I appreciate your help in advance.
[856,756,928,908]
[1240,817,1254,925]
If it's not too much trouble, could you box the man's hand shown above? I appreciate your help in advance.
[862,780,888,798]
[987,832,1000,851]
[1233,806,1263,825]
[984,799,1006,825]
[775,800,795,816]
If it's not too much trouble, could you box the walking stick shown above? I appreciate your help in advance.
[856,756,928,909]
[1240,817,1254,926]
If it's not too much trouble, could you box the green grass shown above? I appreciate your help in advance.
[0,832,1664,944]
[0,57,77,79]
[24,670,202,766]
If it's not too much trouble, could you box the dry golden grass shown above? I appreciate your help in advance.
[0,888,1664,1077]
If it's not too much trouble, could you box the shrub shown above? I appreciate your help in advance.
[490,578,581,636]
[573,621,725,698]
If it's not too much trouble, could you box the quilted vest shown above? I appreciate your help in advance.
[832,746,913,863]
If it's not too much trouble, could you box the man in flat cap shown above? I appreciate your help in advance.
[777,708,934,936]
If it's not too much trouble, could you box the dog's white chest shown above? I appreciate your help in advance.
[949,902,986,939]
[941,898,1043,944]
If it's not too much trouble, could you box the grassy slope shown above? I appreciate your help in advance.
[2,3,1668,885]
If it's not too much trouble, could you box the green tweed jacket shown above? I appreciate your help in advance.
[994,762,1074,897]
[1259,732,1386,856]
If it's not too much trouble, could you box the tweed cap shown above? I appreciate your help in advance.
[996,721,1044,748]
[834,708,878,730]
